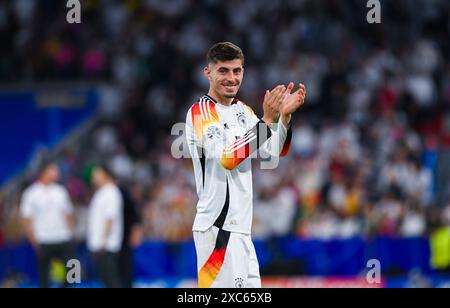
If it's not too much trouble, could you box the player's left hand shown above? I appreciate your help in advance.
[279,82,306,127]
[281,82,306,117]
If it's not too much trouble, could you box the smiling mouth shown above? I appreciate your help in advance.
[224,84,237,89]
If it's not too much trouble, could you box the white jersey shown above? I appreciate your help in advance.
[20,182,74,244]
[186,95,292,234]
[87,183,123,252]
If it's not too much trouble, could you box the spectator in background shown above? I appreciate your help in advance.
[118,185,143,288]
[429,208,450,274]
[87,165,123,288]
[1,0,449,247]
[20,161,75,288]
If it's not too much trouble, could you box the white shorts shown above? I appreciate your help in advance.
[193,226,261,288]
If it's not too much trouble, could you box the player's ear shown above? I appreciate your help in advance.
[204,66,212,81]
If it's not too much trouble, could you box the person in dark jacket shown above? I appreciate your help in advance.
[118,185,143,288]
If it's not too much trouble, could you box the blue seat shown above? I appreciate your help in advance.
[172,240,197,278]
[253,239,272,269]
[134,241,173,279]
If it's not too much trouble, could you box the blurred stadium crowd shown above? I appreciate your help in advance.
[1,0,450,247]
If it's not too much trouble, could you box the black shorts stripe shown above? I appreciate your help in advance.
[214,228,231,250]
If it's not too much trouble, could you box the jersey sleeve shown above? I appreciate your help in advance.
[104,188,122,220]
[186,100,273,170]
[20,189,34,219]
[244,104,292,157]
[61,187,74,215]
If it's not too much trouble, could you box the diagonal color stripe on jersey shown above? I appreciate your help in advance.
[223,135,257,155]
[223,132,256,153]
[198,229,231,288]
[220,120,272,170]
[222,125,256,153]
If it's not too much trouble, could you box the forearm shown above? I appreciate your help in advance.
[130,224,143,248]
[281,114,291,128]
[66,214,76,236]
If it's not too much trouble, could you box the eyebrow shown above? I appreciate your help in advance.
[218,67,242,71]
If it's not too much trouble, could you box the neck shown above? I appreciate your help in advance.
[100,182,109,188]
[38,179,50,186]
[98,180,113,189]
[208,89,233,106]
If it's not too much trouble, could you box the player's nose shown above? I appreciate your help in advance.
[224,70,236,81]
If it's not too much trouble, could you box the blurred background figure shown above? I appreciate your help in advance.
[118,185,143,288]
[87,165,123,288]
[20,161,75,288]
[429,207,450,274]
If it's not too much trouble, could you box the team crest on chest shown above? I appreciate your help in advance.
[236,110,247,128]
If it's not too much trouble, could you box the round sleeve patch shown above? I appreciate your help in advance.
[205,125,222,140]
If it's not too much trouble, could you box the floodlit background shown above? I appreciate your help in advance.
[1,0,450,288]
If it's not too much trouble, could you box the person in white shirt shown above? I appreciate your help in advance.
[87,164,123,288]
[20,161,75,288]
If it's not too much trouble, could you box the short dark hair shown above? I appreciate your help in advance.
[37,158,57,177]
[95,163,116,180]
[206,42,244,65]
